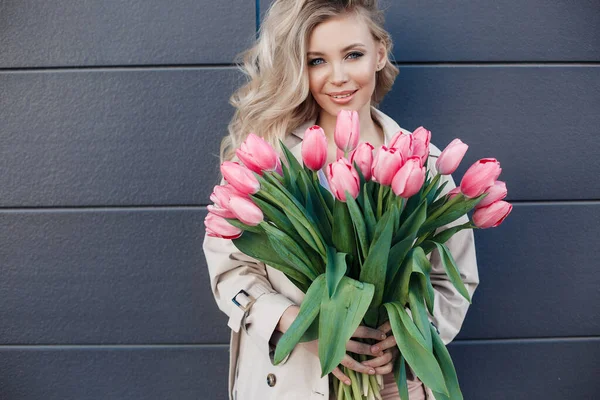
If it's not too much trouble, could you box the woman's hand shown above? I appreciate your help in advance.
[276,306,387,385]
[360,320,399,375]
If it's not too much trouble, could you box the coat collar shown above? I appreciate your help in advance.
[289,106,411,145]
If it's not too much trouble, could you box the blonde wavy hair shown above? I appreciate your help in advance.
[220,0,399,162]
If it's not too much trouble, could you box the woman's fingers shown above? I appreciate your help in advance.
[340,354,376,376]
[332,367,350,386]
[346,339,380,356]
[377,320,392,334]
[352,325,387,341]
[371,334,397,353]
[360,349,393,368]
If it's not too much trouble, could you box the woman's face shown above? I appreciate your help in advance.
[306,12,386,120]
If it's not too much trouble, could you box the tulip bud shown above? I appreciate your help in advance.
[302,125,328,171]
[208,185,238,219]
[411,126,431,167]
[236,133,280,175]
[460,158,502,198]
[326,158,360,202]
[391,156,426,198]
[388,131,412,160]
[349,142,374,180]
[228,195,264,226]
[447,187,461,199]
[221,161,261,195]
[334,110,360,153]
[436,138,469,175]
[204,213,243,239]
[477,181,507,209]
[473,200,512,229]
[371,146,403,186]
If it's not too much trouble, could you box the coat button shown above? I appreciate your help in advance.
[266,373,277,387]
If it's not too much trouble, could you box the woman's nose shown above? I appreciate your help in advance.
[329,63,349,85]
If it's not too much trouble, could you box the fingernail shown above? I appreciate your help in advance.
[369,369,375,375]
[371,345,380,353]
[345,380,351,385]
[380,333,387,339]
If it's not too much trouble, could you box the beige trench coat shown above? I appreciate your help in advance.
[202,107,479,400]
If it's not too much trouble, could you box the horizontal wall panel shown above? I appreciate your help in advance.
[0,68,240,207]
[0,208,229,344]
[381,66,600,201]
[260,0,600,62]
[1,204,598,344]
[1,340,597,400]
[2,67,599,206]
[0,1,255,68]
[449,339,600,399]
[0,345,229,400]
[458,203,600,339]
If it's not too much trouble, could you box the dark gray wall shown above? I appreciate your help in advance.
[1,1,598,399]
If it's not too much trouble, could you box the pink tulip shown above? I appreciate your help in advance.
[436,138,469,175]
[208,184,247,219]
[447,187,461,199]
[326,158,360,202]
[302,125,328,171]
[391,156,426,198]
[477,181,507,209]
[371,146,404,186]
[388,131,412,160]
[460,158,502,198]
[236,133,281,175]
[411,126,431,167]
[221,161,261,195]
[473,200,512,229]
[349,142,374,180]
[228,195,264,226]
[334,110,360,153]
[204,213,243,239]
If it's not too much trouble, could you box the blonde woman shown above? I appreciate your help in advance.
[203,1,479,399]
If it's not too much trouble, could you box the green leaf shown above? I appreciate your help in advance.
[345,191,369,259]
[392,199,427,245]
[319,277,374,376]
[251,195,299,241]
[410,247,436,315]
[419,194,484,235]
[279,139,304,178]
[386,235,414,284]
[223,218,263,233]
[360,210,394,327]
[386,249,413,306]
[430,323,464,400]
[433,242,472,303]
[383,302,449,396]
[299,316,319,342]
[260,222,319,281]
[421,222,473,255]
[273,275,325,364]
[393,354,410,400]
[326,247,347,298]
[332,200,356,262]
[362,184,377,243]
[232,231,310,291]
[408,280,433,351]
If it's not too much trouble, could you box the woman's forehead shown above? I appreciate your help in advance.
[308,14,373,53]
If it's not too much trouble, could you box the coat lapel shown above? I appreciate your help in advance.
[286,106,411,162]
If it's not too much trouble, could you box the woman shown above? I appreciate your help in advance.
[203,1,479,399]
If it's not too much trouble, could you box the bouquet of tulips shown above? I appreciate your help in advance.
[205,110,511,400]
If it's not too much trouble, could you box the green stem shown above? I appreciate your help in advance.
[377,184,384,220]
[346,368,363,399]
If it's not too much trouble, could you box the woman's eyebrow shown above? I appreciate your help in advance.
[307,42,366,56]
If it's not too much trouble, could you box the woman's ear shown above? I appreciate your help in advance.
[376,40,387,70]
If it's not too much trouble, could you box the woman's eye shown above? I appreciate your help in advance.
[347,51,364,59]
[308,58,324,66]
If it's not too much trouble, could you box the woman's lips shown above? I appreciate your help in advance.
[328,89,358,104]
